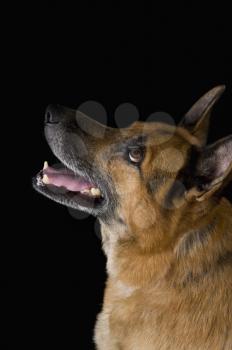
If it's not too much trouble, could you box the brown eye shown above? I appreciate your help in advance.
[128,148,143,163]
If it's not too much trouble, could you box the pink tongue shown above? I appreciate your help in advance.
[43,166,93,192]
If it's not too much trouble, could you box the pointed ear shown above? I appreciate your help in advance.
[179,85,226,145]
[185,135,232,202]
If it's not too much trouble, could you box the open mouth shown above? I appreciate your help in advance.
[33,160,105,212]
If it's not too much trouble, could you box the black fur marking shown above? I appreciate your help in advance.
[181,266,210,288]
[147,178,165,194]
[179,251,232,288]
[217,251,232,267]
[179,146,201,191]
[176,221,216,258]
[164,179,185,209]
[147,171,170,195]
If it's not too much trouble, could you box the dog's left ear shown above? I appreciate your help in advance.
[179,85,226,145]
[185,135,232,202]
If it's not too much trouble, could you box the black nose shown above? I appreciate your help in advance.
[45,105,62,124]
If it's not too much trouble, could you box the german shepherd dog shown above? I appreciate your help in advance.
[33,86,232,349]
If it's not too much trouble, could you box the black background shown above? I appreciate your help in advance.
[4,3,232,349]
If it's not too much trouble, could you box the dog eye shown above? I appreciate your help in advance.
[128,148,143,164]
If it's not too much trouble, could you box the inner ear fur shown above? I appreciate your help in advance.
[185,135,232,202]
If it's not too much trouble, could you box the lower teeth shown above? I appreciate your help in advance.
[81,188,101,197]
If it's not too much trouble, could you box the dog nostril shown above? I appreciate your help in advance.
[45,105,61,124]
[45,111,52,123]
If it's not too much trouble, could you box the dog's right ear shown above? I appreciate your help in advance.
[185,135,232,202]
[179,85,226,146]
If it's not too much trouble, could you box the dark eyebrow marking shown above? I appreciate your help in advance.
[113,135,147,153]
[123,135,147,148]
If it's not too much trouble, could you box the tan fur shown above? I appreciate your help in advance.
[94,121,232,349]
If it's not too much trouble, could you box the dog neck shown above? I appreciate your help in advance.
[99,197,232,289]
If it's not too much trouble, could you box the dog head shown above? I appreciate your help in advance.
[33,86,232,230]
